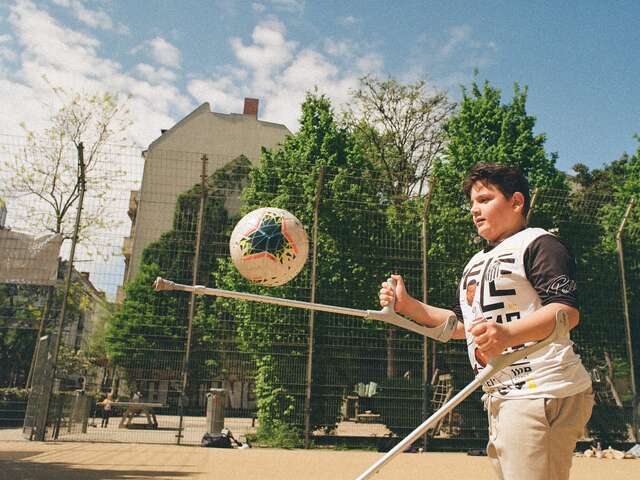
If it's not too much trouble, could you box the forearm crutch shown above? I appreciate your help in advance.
[153,276,568,478]
[355,309,570,479]
[153,277,458,342]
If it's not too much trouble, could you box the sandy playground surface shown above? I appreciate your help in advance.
[0,440,638,480]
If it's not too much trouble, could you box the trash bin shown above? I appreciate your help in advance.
[206,388,226,434]
[69,389,91,433]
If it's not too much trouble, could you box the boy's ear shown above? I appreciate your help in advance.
[512,192,525,213]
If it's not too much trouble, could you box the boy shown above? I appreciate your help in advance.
[379,163,593,480]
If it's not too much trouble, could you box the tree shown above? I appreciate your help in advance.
[344,76,454,381]
[345,75,455,198]
[423,79,568,435]
[568,140,640,367]
[430,79,566,271]
[0,272,108,389]
[0,83,131,388]
[105,156,252,407]
[1,82,131,246]
[0,284,42,387]
[212,94,425,439]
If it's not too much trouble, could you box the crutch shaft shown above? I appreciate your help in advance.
[355,310,570,479]
[154,277,370,318]
[153,277,449,338]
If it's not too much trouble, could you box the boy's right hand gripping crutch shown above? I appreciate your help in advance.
[355,307,571,480]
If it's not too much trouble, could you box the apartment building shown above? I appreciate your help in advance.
[118,98,290,301]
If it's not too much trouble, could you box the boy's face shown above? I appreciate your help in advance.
[469,181,525,243]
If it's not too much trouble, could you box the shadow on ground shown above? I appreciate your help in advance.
[0,452,193,480]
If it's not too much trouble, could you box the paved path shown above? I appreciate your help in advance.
[0,440,637,480]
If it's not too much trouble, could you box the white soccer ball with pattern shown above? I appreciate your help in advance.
[229,207,309,287]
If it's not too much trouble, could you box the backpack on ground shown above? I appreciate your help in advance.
[201,431,233,448]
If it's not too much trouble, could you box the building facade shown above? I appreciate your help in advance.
[118,98,290,300]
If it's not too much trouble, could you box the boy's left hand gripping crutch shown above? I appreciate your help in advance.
[354,307,569,479]
[153,276,570,479]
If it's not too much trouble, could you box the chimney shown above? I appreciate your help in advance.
[243,98,259,117]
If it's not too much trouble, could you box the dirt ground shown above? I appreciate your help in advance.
[0,440,637,480]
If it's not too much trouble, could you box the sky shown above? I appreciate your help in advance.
[0,0,638,174]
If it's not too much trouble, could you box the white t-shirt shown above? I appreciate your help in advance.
[455,227,592,399]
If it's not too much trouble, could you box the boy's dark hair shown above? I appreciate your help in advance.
[463,163,531,217]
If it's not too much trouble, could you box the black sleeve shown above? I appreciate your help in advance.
[523,234,579,308]
[451,284,463,321]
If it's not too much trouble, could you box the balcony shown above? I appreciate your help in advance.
[128,190,139,221]
[122,236,133,259]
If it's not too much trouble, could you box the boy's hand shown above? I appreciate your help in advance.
[379,274,411,316]
[469,321,512,360]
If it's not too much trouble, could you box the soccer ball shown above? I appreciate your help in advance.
[229,207,309,287]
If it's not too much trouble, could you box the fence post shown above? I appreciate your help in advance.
[40,142,86,440]
[26,276,57,390]
[615,196,638,442]
[177,154,208,445]
[303,166,325,448]
[421,175,435,451]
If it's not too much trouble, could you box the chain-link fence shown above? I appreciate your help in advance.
[1,139,638,450]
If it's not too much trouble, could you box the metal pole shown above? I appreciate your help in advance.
[356,312,570,479]
[421,175,435,451]
[26,281,56,389]
[304,166,324,448]
[41,142,86,439]
[177,154,208,444]
[615,196,637,442]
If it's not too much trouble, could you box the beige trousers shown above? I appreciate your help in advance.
[485,389,594,480]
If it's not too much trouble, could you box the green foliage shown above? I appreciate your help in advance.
[564,139,640,367]
[0,387,29,401]
[588,405,632,446]
[0,284,41,387]
[0,387,29,427]
[427,79,567,307]
[55,344,94,380]
[345,75,455,198]
[256,419,303,448]
[106,155,252,396]
[214,93,423,432]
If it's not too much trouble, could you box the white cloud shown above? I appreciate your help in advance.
[252,2,266,13]
[135,63,177,83]
[210,19,382,130]
[356,53,383,73]
[1,0,192,144]
[51,0,129,34]
[404,25,497,92]
[439,25,472,58]
[0,34,17,62]
[324,38,353,57]
[231,19,296,73]
[187,76,244,114]
[337,15,358,26]
[147,36,181,69]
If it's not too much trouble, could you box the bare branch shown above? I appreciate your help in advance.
[1,83,131,251]
[346,76,455,199]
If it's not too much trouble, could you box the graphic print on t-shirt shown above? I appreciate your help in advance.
[462,251,531,394]
[458,228,591,399]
